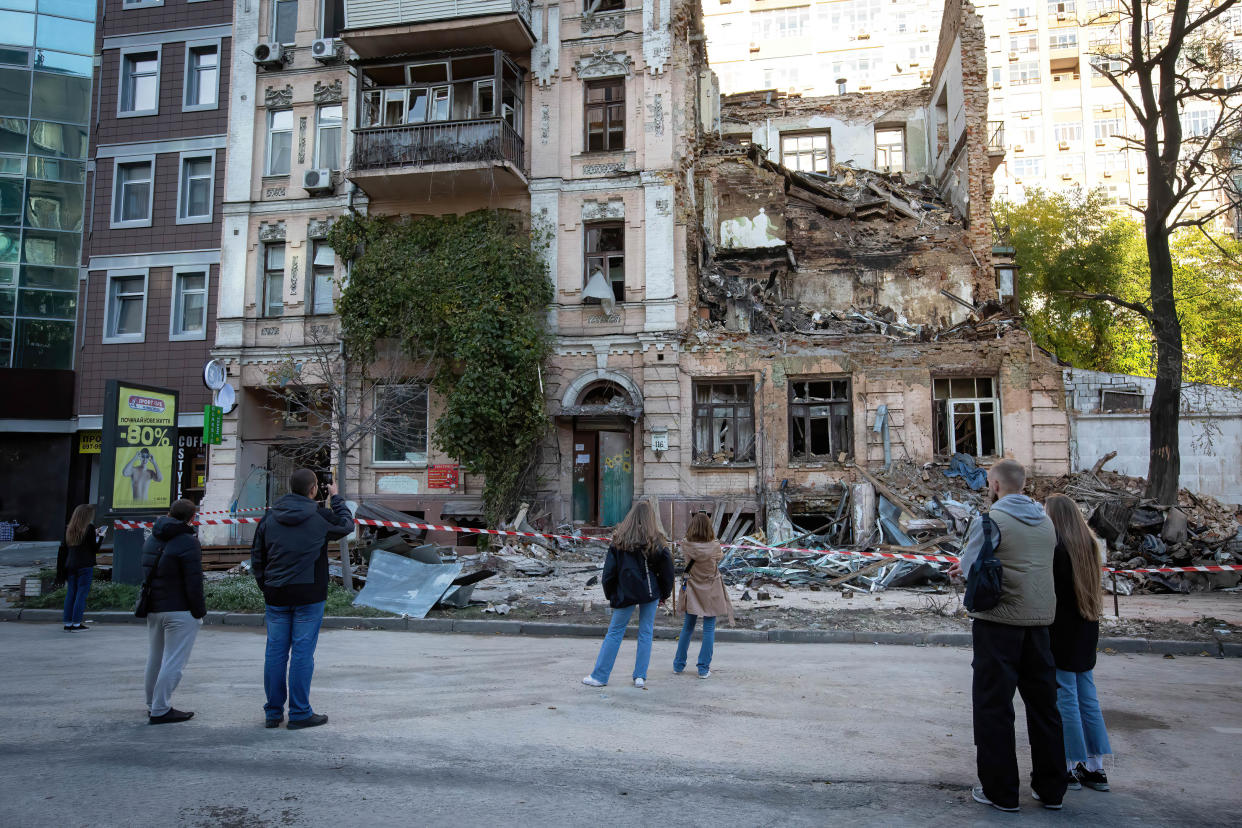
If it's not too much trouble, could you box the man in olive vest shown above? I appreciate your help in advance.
[950,459,1067,812]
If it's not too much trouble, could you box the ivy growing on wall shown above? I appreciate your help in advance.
[326,210,553,524]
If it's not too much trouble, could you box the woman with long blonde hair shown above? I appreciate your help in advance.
[1045,493,1112,793]
[56,504,102,632]
[583,501,675,688]
[672,510,733,679]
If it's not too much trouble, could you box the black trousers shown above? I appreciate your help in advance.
[972,619,1068,809]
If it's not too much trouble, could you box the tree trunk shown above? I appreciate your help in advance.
[1143,219,1182,505]
[336,358,356,594]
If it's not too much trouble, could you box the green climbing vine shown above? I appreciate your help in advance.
[326,209,552,524]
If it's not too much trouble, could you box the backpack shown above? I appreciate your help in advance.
[964,513,1004,613]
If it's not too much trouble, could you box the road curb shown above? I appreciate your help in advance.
[3,611,1236,656]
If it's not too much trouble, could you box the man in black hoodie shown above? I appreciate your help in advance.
[141,499,207,724]
[251,468,353,729]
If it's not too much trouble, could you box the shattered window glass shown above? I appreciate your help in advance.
[584,221,624,302]
[932,377,1000,457]
[373,384,430,464]
[693,380,755,464]
[789,379,852,463]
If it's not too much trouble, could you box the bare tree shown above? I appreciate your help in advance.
[1076,0,1242,503]
[261,324,433,592]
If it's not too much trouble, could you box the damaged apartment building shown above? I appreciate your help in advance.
[669,0,1070,540]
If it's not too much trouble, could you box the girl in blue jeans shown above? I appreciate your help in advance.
[583,502,675,689]
[57,504,101,632]
[1046,494,1113,792]
[673,511,734,678]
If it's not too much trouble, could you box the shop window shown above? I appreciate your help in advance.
[693,380,755,464]
[789,379,852,462]
[933,377,1001,457]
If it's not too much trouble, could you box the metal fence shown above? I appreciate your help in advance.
[352,118,525,172]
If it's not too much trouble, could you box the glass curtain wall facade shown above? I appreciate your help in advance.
[0,0,94,369]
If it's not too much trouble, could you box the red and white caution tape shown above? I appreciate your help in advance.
[111,515,1240,576]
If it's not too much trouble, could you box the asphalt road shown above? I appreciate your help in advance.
[0,623,1238,827]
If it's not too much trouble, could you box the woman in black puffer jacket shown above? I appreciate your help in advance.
[582,501,674,689]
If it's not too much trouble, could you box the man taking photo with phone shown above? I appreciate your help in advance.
[250,468,353,729]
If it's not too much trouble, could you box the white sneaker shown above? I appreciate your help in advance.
[581,676,606,687]
[633,677,645,688]
[698,670,711,679]
[972,785,1019,812]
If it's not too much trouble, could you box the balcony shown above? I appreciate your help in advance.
[986,121,1006,173]
[350,118,526,199]
[343,0,535,59]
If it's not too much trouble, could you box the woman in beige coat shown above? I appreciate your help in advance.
[673,512,734,678]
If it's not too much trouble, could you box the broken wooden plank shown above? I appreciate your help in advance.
[711,501,726,536]
[720,507,745,546]
[787,189,853,218]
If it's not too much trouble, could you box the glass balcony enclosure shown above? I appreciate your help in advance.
[349,50,527,199]
[343,0,534,59]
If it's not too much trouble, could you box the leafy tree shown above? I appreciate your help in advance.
[1083,0,1242,503]
[327,210,553,525]
[1000,189,1242,388]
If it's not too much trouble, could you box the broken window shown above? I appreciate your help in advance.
[875,128,905,173]
[585,78,625,152]
[1100,389,1145,412]
[789,379,852,463]
[584,222,625,303]
[373,384,430,464]
[780,132,829,173]
[933,378,1001,457]
[693,380,755,464]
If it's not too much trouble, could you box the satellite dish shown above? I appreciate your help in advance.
[215,382,237,414]
[203,359,227,391]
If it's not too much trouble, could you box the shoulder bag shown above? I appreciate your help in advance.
[133,541,168,618]
[964,513,1004,613]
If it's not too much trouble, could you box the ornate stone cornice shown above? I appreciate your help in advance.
[573,47,633,79]
[265,84,293,108]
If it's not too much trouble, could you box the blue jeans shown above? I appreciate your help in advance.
[1056,668,1112,764]
[673,613,716,675]
[590,600,658,683]
[62,567,93,625]
[264,601,325,721]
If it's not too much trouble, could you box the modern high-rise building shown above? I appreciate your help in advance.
[703,1,1240,221]
[0,0,96,538]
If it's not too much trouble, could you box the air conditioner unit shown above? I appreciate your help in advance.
[254,42,287,68]
[303,168,334,193]
[311,38,342,62]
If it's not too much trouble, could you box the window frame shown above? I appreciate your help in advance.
[182,39,221,113]
[787,378,853,464]
[692,378,757,466]
[584,77,625,154]
[272,0,299,46]
[170,266,209,342]
[110,155,156,230]
[874,127,905,173]
[262,242,285,318]
[175,150,215,225]
[121,0,164,9]
[932,377,1003,458]
[103,269,149,344]
[117,46,162,118]
[266,109,293,177]
[780,131,830,173]
[310,240,336,316]
[583,221,625,303]
[314,103,343,171]
[371,383,431,467]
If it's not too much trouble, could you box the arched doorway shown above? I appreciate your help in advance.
[562,373,642,526]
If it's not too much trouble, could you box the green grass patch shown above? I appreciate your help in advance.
[19,574,394,617]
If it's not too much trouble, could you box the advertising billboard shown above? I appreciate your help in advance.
[99,381,179,517]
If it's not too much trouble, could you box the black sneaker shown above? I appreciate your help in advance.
[71,624,89,631]
[63,625,74,632]
[265,717,283,729]
[286,713,328,730]
[149,708,194,725]
[1065,772,1082,791]
[1074,763,1110,792]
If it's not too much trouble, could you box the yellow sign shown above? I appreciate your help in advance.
[78,431,101,454]
[111,386,177,510]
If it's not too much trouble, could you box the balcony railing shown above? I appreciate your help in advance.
[345,0,531,31]
[987,121,1006,154]
[352,118,525,173]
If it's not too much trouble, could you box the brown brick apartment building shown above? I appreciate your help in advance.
[69,0,233,510]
